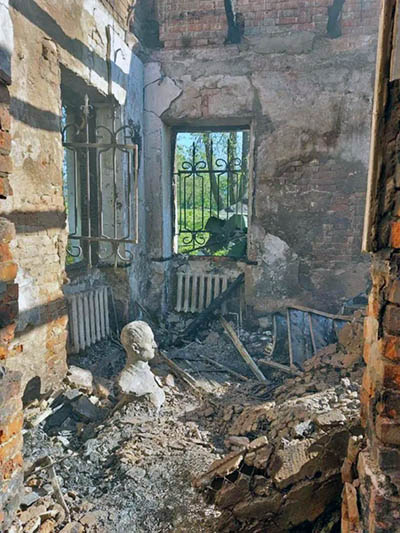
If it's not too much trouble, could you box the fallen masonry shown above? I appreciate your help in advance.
[14,342,222,533]
[193,313,365,532]
[8,312,365,532]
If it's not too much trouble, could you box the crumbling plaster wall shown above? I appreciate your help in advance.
[3,0,145,393]
[0,1,24,528]
[143,0,379,314]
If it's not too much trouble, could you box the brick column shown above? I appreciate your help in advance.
[0,76,23,529]
[341,17,400,525]
[350,251,400,532]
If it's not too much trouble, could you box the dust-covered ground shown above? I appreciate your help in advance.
[12,312,363,533]
[13,323,277,533]
[21,384,221,532]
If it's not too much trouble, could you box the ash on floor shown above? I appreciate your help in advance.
[15,327,273,533]
[15,311,356,533]
[18,382,223,533]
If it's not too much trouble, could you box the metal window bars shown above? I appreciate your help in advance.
[174,135,248,254]
[62,95,139,267]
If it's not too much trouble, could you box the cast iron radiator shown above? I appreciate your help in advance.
[175,272,231,313]
[66,287,111,354]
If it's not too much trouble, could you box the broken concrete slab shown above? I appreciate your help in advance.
[66,366,93,393]
[270,439,319,489]
[193,451,245,490]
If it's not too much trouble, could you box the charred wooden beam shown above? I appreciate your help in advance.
[220,317,268,383]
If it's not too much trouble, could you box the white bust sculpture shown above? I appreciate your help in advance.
[120,321,157,364]
[118,321,165,410]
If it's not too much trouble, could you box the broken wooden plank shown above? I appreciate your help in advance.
[220,317,268,383]
[24,453,76,480]
[259,358,302,376]
[308,312,317,355]
[287,308,294,368]
[198,354,249,382]
[29,408,56,428]
[25,456,70,521]
[158,349,199,391]
[48,459,70,522]
[288,304,350,322]
[182,273,244,340]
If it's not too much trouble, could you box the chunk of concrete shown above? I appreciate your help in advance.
[66,366,93,392]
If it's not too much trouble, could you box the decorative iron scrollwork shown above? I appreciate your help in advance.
[175,136,248,255]
[62,95,139,267]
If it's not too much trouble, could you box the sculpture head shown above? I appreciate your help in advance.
[120,321,157,363]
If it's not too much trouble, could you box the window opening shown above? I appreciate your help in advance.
[174,129,249,258]
[62,94,139,268]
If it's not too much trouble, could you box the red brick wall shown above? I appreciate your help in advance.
[157,0,380,49]
[340,4,400,521]
[0,79,23,531]
[352,80,400,531]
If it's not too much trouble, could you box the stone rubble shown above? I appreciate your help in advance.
[11,340,224,533]
[9,311,365,533]
[193,312,365,532]
[66,367,94,394]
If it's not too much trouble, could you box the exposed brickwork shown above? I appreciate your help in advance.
[0,84,17,365]
[341,26,400,533]
[157,0,380,49]
[150,11,378,313]
[3,7,69,394]
[132,0,162,48]
[352,245,400,530]
[0,78,23,531]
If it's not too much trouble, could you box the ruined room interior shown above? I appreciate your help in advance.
[2,0,400,531]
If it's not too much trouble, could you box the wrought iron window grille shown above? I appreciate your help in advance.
[174,134,249,256]
[62,95,139,268]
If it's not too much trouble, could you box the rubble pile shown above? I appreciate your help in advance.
[194,313,365,532]
[9,311,365,532]
[11,341,222,533]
